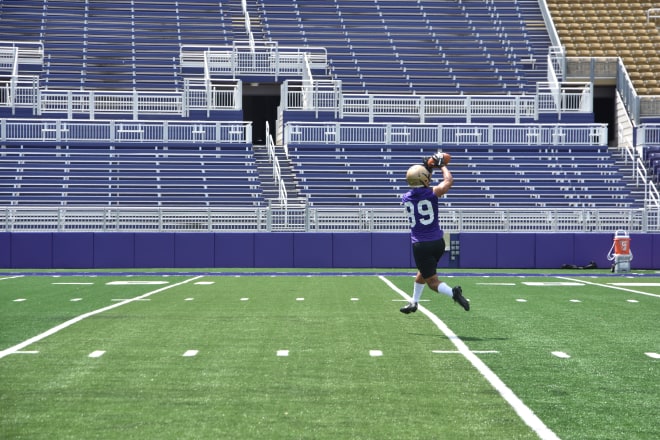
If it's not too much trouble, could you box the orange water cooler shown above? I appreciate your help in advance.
[607,230,632,273]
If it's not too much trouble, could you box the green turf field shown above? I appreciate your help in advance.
[1,270,658,439]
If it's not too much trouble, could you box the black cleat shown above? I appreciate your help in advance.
[400,302,418,314]
[452,286,470,311]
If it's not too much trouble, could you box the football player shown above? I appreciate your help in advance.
[400,152,470,314]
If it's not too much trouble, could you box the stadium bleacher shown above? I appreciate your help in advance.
[288,143,635,208]
[0,0,657,212]
[547,0,660,94]
[0,144,264,206]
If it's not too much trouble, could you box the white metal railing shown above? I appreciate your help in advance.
[265,121,287,206]
[616,119,660,209]
[638,124,660,145]
[283,81,592,123]
[284,122,608,146]
[36,85,240,119]
[180,42,328,80]
[0,207,656,232]
[0,41,44,71]
[284,79,342,114]
[241,0,256,51]
[183,77,242,117]
[0,119,252,144]
[646,180,660,209]
[2,75,39,109]
[0,46,16,71]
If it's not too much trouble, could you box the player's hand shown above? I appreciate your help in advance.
[423,152,451,170]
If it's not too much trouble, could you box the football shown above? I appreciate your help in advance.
[440,152,451,166]
[425,152,451,169]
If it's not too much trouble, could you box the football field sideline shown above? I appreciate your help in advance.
[1,271,658,439]
[0,275,204,360]
[380,275,561,440]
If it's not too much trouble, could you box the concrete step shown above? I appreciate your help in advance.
[253,144,305,204]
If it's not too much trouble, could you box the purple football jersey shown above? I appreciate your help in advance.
[401,187,443,243]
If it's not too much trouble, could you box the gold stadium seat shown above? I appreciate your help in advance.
[608,28,623,38]
[646,56,660,67]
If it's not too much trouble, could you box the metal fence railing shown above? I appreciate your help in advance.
[0,119,252,144]
[284,122,608,146]
[0,207,657,233]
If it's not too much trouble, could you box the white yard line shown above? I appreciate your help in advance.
[556,277,660,298]
[379,276,560,440]
[0,276,204,360]
[0,275,24,281]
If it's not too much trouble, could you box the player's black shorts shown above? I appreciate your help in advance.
[412,238,446,279]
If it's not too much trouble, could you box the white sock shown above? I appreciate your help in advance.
[437,282,453,298]
[412,282,425,303]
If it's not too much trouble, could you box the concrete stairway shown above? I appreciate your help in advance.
[253,144,306,205]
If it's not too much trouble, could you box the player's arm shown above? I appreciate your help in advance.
[432,166,453,197]
[423,152,453,196]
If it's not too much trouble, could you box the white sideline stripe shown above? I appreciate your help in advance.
[53,282,94,285]
[16,351,39,354]
[523,282,584,286]
[0,275,24,281]
[379,276,560,440]
[609,282,660,287]
[551,351,571,359]
[477,283,516,286]
[433,350,499,354]
[557,277,660,299]
[106,281,169,285]
[0,276,204,360]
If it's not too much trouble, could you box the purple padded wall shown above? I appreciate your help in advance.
[629,233,653,271]
[372,233,411,268]
[496,233,536,268]
[0,232,10,268]
[254,233,294,267]
[174,233,214,268]
[535,233,574,269]
[53,232,94,268]
[1,232,658,269]
[215,233,255,267]
[134,233,175,268]
[459,233,497,268]
[573,233,611,268]
[294,233,333,268]
[333,233,372,268]
[11,233,53,268]
[94,233,135,268]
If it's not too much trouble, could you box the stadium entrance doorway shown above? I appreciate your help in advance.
[594,86,616,144]
[242,83,279,145]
